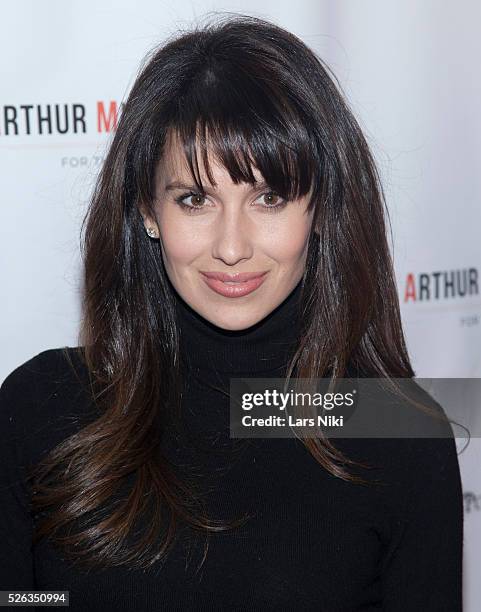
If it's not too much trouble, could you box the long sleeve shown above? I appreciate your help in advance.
[380,435,464,610]
[0,366,36,589]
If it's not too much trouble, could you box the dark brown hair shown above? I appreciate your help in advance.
[27,13,435,572]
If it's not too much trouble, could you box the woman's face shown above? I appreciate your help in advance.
[141,133,315,331]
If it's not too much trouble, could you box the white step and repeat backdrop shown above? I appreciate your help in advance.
[1,0,480,607]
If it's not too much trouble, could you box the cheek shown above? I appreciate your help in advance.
[261,214,312,263]
[157,209,207,263]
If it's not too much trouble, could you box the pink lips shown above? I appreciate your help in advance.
[200,271,268,298]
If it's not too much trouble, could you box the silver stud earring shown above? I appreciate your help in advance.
[146,227,157,238]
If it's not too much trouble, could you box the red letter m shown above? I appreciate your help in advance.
[97,101,118,133]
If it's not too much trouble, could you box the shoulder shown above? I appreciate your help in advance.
[382,379,461,490]
[332,377,461,495]
[1,346,86,387]
[0,347,94,464]
[0,347,89,411]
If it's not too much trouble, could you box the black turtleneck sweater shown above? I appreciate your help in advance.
[0,281,463,611]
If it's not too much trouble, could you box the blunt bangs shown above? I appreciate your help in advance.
[167,58,318,203]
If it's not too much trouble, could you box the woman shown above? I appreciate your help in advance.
[0,14,463,611]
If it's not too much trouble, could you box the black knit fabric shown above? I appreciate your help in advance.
[175,277,303,376]
[0,280,463,611]
[161,280,304,471]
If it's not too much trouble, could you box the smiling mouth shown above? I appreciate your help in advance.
[200,271,268,298]
[200,271,268,282]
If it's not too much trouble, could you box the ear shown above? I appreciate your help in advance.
[138,203,160,238]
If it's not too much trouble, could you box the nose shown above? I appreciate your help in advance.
[211,207,254,266]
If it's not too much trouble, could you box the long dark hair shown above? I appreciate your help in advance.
[27,13,423,571]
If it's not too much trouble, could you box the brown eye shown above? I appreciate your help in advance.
[256,191,287,212]
[263,192,280,206]
[174,191,207,212]
[186,193,206,207]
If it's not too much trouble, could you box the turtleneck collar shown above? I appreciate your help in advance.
[174,278,304,377]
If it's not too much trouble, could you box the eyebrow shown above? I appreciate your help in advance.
[164,179,270,192]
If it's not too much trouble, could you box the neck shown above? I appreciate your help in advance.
[174,279,304,377]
